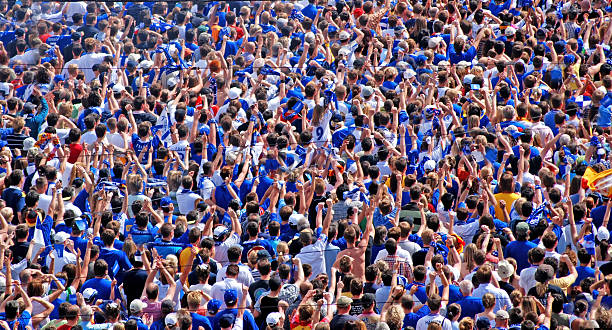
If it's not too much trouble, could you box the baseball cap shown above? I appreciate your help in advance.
[165,313,178,327]
[22,137,36,152]
[339,31,351,41]
[424,159,437,172]
[505,27,516,36]
[160,197,173,208]
[224,289,238,305]
[257,249,272,261]
[288,214,303,226]
[229,87,242,100]
[266,312,282,326]
[213,226,229,240]
[496,310,509,320]
[337,296,353,308]
[112,83,124,93]
[497,260,514,279]
[130,299,148,313]
[54,232,70,244]
[15,28,25,37]
[476,317,491,329]
[598,227,610,241]
[82,288,98,302]
[207,299,222,315]
[361,86,374,98]
[219,313,236,328]
[463,74,475,85]
[71,31,82,40]
[516,222,530,234]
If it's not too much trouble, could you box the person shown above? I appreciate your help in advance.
[329,296,357,329]
[0,2,603,330]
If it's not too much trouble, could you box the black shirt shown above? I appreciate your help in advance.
[307,195,327,230]
[77,25,100,40]
[122,268,148,308]
[9,241,29,264]
[255,295,280,327]
[349,298,363,316]
[248,279,269,302]
[527,284,567,307]
[499,281,515,297]
[330,314,357,330]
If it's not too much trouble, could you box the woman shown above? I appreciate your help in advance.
[370,226,387,265]
[528,264,567,307]
[446,303,462,330]
[460,243,477,279]
[475,293,496,327]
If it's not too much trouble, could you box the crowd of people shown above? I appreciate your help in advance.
[0,0,612,330]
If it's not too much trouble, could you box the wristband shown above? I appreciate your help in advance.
[535,185,541,190]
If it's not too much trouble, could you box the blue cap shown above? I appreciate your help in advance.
[54,75,65,83]
[219,313,236,328]
[160,197,173,208]
[207,299,222,314]
[224,289,238,305]
[416,55,427,64]
[564,54,575,65]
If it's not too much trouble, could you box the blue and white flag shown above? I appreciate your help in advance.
[526,201,550,227]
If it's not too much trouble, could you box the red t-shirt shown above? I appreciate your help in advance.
[68,143,83,164]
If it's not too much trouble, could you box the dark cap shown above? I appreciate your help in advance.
[219,313,236,328]
[15,28,25,37]
[161,299,175,312]
[71,31,82,41]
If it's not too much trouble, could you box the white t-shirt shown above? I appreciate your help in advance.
[312,110,332,148]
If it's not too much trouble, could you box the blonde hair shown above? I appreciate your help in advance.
[463,243,477,271]
[385,305,405,330]
[127,174,143,195]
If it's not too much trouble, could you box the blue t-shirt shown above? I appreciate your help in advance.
[98,248,132,278]
[457,296,485,319]
[81,277,113,300]
[574,266,595,287]
[504,240,537,274]
[191,312,213,330]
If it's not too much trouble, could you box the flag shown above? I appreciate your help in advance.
[155,106,173,145]
[195,95,203,112]
[31,215,46,262]
[526,201,549,227]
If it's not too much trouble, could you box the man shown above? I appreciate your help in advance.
[519,247,545,294]
[332,212,373,281]
[2,170,25,217]
[216,245,254,287]
[495,310,510,329]
[212,288,257,330]
[504,222,537,273]
[415,294,452,330]
[380,238,412,279]
[98,229,132,279]
[80,260,113,300]
[357,293,379,329]
[128,299,150,330]
[493,173,520,219]
[295,200,333,279]
[541,231,561,261]
[455,280,484,320]
[185,291,212,330]
[46,232,78,274]
[472,265,512,312]
[330,296,357,329]
[3,284,33,330]
[122,251,148,308]
[56,304,79,330]
[210,264,252,308]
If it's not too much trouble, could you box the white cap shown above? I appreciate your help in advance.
[112,84,125,93]
[127,53,141,63]
[22,137,36,151]
[54,232,70,244]
[598,227,610,241]
[165,313,178,327]
[339,31,351,41]
[463,74,475,85]
[130,299,148,313]
[424,159,436,172]
[138,60,154,70]
[213,225,229,239]
[505,27,516,36]
[288,214,304,226]
[229,87,242,100]
[404,69,416,79]
[428,36,442,48]
[82,288,98,301]
[266,312,282,326]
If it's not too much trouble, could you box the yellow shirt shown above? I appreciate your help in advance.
[493,192,520,220]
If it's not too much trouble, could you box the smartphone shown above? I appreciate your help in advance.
[471,84,480,90]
